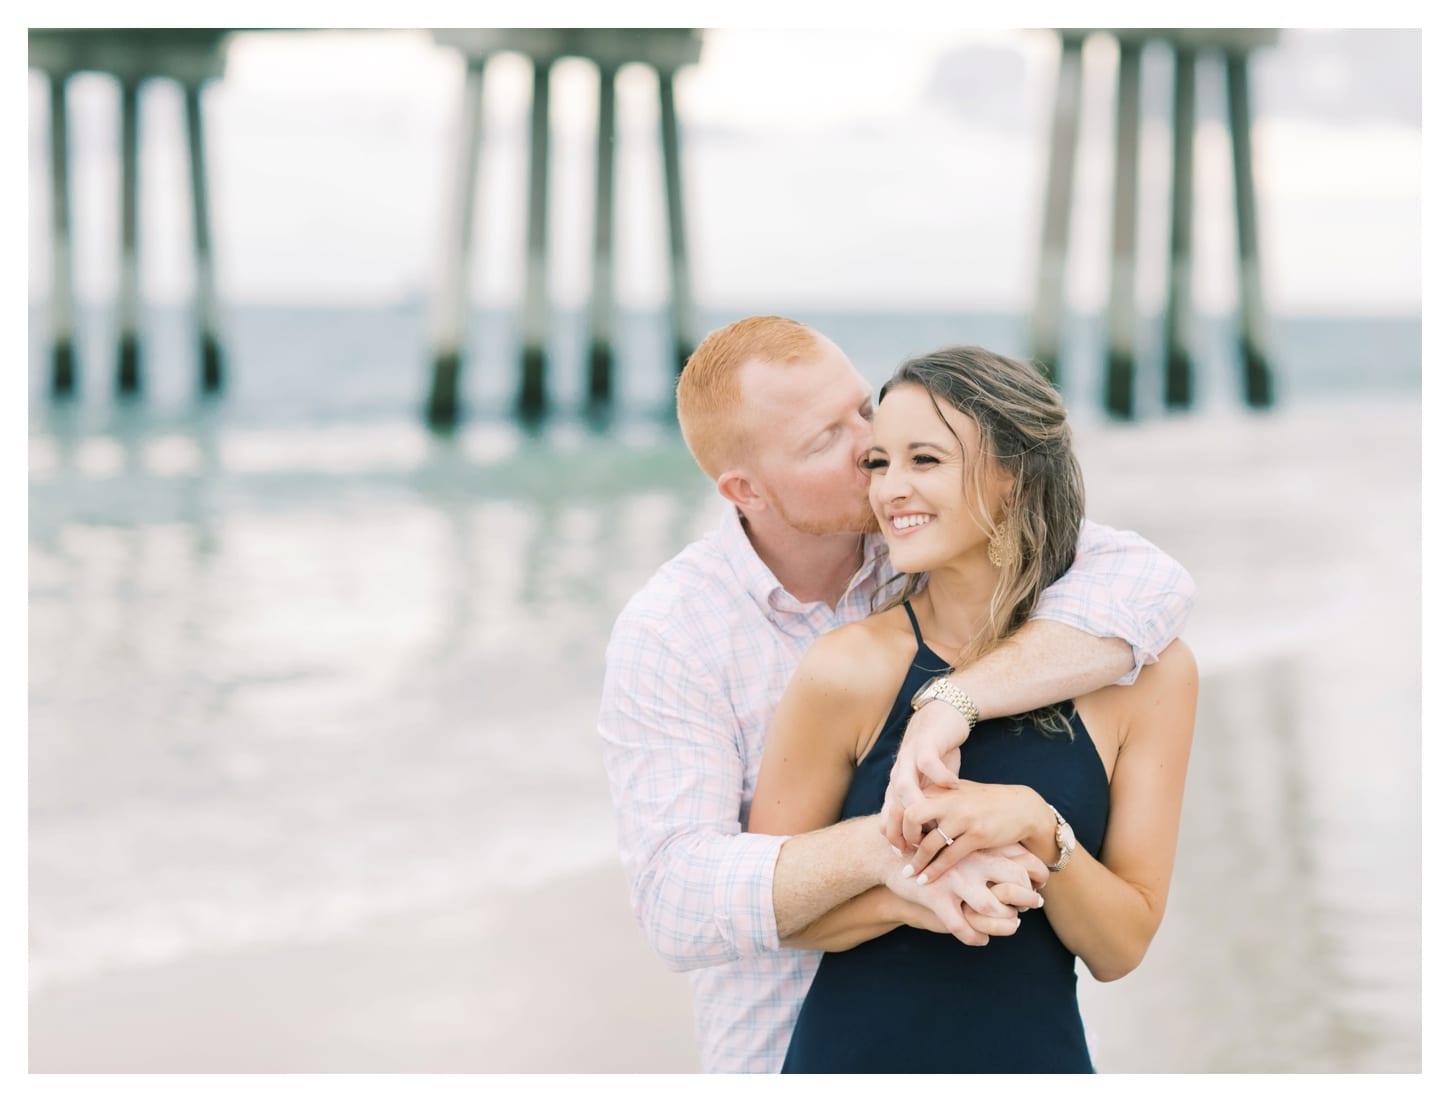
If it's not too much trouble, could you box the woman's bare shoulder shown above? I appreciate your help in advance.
[1135,638,1198,693]
[795,605,919,699]
[1082,638,1198,739]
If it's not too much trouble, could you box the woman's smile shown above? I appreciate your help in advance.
[887,512,936,536]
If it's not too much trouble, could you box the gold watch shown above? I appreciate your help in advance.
[909,676,979,732]
[1045,803,1076,872]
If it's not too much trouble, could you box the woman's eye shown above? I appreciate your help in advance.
[912,455,939,466]
[860,457,887,471]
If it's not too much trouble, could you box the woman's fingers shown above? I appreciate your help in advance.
[879,791,911,853]
[900,793,949,848]
[908,829,978,883]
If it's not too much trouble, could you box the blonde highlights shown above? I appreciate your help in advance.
[873,346,1086,732]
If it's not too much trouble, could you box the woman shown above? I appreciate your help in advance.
[748,346,1197,1073]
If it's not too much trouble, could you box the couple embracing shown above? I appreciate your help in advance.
[599,316,1198,1074]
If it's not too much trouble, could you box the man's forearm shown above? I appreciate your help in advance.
[950,619,1134,721]
[771,815,898,940]
[781,886,911,952]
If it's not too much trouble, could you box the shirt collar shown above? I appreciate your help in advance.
[716,503,894,619]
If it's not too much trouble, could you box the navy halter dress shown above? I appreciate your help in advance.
[781,601,1111,1074]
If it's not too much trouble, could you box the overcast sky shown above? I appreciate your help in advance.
[26,26,1422,315]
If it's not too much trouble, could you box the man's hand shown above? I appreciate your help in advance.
[880,699,973,852]
[886,844,1045,947]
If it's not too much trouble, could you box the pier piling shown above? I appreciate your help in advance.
[117,79,143,396]
[1029,33,1084,387]
[30,29,234,412]
[184,82,223,395]
[427,30,701,421]
[1227,52,1274,408]
[426,55,487,430]
[517,58,554,421]
[48,73,76,398]
[1027,30,1277,417]
[587,64,619,409]
[1164,46,1198,409]
[658,67,695,375]
[1104,40,1142,420]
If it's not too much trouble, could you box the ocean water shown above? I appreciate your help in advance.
[28,304,1421,1071]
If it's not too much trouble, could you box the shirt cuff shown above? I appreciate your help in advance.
[1027,600,1156,687]
[714,830,789,956]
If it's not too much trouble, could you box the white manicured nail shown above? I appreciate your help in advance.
[890,847,902,857]
[902,865,915,878]
[916,873,928,885]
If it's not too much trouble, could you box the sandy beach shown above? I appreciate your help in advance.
[28,393,1421,1074]
[29,863,700,1073]
[30,659,1420,1075]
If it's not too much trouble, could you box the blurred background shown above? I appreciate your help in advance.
[27,25,1421,1072]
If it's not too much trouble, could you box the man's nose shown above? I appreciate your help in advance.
[851,412,874,450]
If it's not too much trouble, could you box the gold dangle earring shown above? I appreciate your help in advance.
[987,520,1014,568]
[987,527,1006,568]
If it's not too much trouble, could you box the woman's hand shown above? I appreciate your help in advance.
[879,702,971,852]
[898,781,1051,884]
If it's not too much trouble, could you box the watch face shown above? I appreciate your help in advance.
[1059,819,1076,850]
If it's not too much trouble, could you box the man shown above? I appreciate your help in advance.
[598,316,1195,1073]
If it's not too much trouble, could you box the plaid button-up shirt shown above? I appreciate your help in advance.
[598,505,1194,1073]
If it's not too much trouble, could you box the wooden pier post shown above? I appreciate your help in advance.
[658,66,695,375]
[1164,45,1198,409]
[117,78,143,396]
[184,81,224,394]
[1226,51,1274,408]
[587,63,619,409]
[428,28,701,421]
[1029,32,1084,387]
[517,57,554,420]
[426,55,487,430]
[48,73,77,398]
[1104,40,1143,419]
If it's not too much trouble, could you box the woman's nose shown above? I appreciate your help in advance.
[878,459,909,501]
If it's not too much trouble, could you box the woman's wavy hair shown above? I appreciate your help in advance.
[872,346,1086,733]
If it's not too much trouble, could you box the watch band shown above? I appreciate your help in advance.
[1045,803,1075,872]
[912,676,979,732]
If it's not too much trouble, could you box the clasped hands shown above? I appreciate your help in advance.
[879,702,1046,947]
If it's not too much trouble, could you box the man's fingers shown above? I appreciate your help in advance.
[990,881,1045,912]
[953,876,1016,919]
[960,911,1021,939]
[976,854,1032,890]
[936,902,988,947]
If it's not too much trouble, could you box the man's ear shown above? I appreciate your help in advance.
[717,468,765,514]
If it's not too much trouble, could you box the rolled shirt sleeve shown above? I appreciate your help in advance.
[599,610,785,972]
[1030,519,1197,684]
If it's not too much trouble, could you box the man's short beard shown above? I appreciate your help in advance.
[765,487,879,537]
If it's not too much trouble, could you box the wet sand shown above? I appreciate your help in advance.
[29,864,700,1073]
[31,649,1422,1074]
